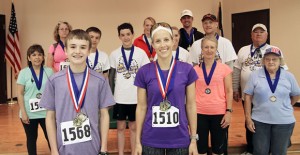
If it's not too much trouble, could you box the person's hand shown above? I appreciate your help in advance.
[221,112,231,128]
[233,91,240,102]
[51,150,59,155]
[246,118,255,133]
[134,143,142,155]
[21,112,30,124]
[189,140,198,155]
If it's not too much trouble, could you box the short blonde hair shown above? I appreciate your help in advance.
[53,21,72,42]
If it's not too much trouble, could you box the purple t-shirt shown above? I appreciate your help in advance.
[134,61,198,148]
[40,68,115,154]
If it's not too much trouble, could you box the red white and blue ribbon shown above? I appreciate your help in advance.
[155,58,177,100]
[86,49,99,70]
[66,66,90,112]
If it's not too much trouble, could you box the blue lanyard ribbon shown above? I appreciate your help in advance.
[29,66,44,90]
[155,58,177,99]
[250,43,266,57]
[264,67,280,94]
[59,40,65,52]
[86,49,99,70]
[121,46,134,71]
[144,34,153,55]
[183,28,194,45]
[175,47,179,61]
[202,61,217,86]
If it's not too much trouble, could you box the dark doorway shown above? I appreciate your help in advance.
[232,9,270,53]
[0,15,7,104]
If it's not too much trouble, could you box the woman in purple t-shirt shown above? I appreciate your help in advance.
[134,22,198,155]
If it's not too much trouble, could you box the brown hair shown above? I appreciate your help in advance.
[53,21,72,42]
[65,29,92,50]
[27,44,45,67]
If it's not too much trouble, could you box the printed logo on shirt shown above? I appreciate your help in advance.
[244,52,263,71]
[87,59,103,73]
[116,57,139,79]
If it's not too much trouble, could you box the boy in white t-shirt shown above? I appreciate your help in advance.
[86,27,110,78]
[109,23,150,155]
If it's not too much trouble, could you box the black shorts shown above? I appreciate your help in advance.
[196,114,228,154]
[112,103,137,121]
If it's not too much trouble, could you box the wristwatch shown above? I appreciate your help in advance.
[226,109,233,113]
[190,134,199,141]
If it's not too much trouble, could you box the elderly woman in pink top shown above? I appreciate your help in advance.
[46,21,72,72]
[194,36,233,155]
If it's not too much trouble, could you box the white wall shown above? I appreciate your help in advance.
[0,0,218,99]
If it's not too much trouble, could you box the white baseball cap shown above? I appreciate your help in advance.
[252,23,267,32]
[181,9,193,18]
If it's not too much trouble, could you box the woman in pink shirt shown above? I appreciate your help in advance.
[194,36,233,155]
[46,21,72,72]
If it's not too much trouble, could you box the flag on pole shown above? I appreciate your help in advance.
[5,3,21,74]
[218,1,224,37]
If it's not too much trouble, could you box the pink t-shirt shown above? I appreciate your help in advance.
[48,43,67,72]
[194,62,232,115]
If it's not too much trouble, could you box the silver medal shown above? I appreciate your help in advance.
[124,72,131,79]
[269,96,277,102]
[36,93,42,99]
[205,88,211,94]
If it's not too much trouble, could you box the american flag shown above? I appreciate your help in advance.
[5,3,21,74]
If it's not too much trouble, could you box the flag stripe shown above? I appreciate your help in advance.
[5,3,21,74]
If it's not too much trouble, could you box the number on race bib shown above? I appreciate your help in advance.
[61,119,92,145]
[29,98,45,112]
[152,106,180,127]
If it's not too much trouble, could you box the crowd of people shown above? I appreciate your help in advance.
[16,9,299,155]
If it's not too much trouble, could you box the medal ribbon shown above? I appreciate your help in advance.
[29,66,44,90]
[183,28,194,45]
[155,58,177,99]
[264,66,280,94]
[175,47,179,61]
[66,66,90,112]
[215,33,220,40]
[202,61,217,86]
[86,49,99,70]
[250,43,266,57]
[121,46,134,71]
[59,40,65,52]
[144,34,153,56]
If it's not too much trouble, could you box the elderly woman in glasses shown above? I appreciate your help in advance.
[134,22,198,155]
[46,21,72,72]
[244,47,300,155]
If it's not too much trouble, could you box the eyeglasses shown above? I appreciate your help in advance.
[265,58,279,62]
[59,28,69,31]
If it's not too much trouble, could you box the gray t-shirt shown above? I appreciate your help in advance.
[40,68,115,154]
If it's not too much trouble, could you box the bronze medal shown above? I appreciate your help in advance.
[149,57,154,62]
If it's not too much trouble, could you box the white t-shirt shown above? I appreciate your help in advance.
[109,46,150,104]
[153,47,192,65]
[233,44,288,100]
[87,50,110,73]
[190,36,237,64]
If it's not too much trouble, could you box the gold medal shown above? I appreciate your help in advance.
[269,96,277,102]
[159,99,171,111]
[73,112,87,127]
